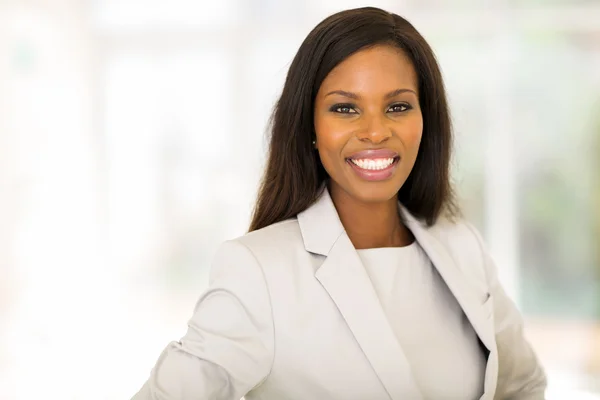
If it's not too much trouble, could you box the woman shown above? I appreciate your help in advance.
[133,7,546,400]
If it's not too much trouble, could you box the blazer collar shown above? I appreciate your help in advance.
[296,185,345,256]
[296,187,497,400]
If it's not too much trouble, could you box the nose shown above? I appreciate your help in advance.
[356,113,392,144]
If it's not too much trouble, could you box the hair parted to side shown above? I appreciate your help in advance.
[248,6,458,232]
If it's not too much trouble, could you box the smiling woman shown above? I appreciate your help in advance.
[313,45,425,248]
[314,46,422,200]
[132,7,547,400]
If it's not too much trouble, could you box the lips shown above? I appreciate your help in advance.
[345,148,400,182]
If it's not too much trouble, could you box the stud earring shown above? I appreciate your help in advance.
[312,140,316,145]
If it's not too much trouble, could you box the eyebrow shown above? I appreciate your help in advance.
[325,88,417,100]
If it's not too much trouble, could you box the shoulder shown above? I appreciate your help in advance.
[208,218,308,289]
[427,215,484,252]
[208,218,302,284]
[239,218,302,249]
[424,215,490,287]
[219,218,304,263]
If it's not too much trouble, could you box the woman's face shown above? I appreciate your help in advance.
[313,44,423,204]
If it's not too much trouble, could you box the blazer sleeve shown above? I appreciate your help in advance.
[468,225,548,400]
[131,240,275,400]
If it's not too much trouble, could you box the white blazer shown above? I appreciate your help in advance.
[132,188,547,400]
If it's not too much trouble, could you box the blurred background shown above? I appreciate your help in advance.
[0,0,599,399]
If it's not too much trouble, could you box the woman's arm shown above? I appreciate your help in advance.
[468,224,547,400]
[132,240,275,400]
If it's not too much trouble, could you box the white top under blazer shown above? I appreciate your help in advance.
[132,186,547,400]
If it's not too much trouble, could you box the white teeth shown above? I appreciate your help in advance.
[350,157,395,170]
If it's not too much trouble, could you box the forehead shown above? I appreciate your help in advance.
[319,45,418,94]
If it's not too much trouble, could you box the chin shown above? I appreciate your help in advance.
[344,179,403,204]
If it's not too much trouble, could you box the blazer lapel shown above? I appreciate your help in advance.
[297,188,424,400]
[399,207,495,353]
[400,206,498,399]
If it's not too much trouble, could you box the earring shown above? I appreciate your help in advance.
[312,140,316,145]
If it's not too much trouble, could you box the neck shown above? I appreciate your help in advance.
[329,184,414,250]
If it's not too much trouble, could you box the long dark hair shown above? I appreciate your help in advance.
[249,7,458,232]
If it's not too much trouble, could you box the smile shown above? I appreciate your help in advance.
[349,157,395,170]
[346,156,400,181]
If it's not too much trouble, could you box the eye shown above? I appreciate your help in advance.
[330,103,358,114]
[387,103,412,113]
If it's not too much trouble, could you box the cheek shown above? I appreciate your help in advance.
[314,115,352,164]
[315,117,351,146]
[399,115,424,152]
[314,118,352,179]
